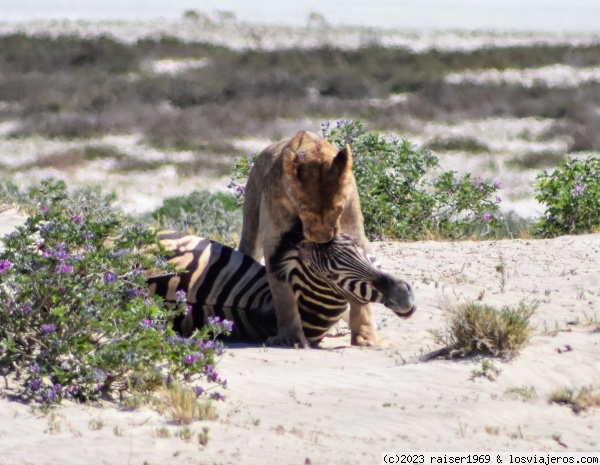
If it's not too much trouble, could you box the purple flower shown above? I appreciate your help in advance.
[185,304,192,315]
[495,195,502,203]
[39,224,53,237]
[40,205,48,213]
[30,363,40,374]
[70,215,82,222]
[0,259,11,274]
[571,182,585,197]
[142,319,153,329]
[104,272,117,284]
[30,379,42,392]
[221,319,234,332]
[42,387,58,403]
[193,386,205,397]
[204,364,219,383]
[55,264,73,274]
[207,316,221,326]
[66,386,79,396]
[41,324,55,336]
[199,340,216,350]
[210,392,226,401]
[493,181,503,189]
[175,289,187,301]
[125,288,141,299]
[482,214,492,223]
[52,243,68,261]
[184,354,195,364]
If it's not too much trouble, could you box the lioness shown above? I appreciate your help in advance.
[238,130,379,347]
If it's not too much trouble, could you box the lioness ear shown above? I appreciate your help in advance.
[332,144,353,175]
[282,147,298,178]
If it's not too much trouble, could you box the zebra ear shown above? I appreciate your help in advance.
[326,272,340,281]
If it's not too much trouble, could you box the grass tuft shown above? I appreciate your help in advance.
[430,300,537,359]
[549,385,600,414]
[505,385,538,401]
[156,383,217,425]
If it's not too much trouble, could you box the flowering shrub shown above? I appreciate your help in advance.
[147,190,242,247]
[535,157,600,237]
[0,179,229,406]
[229,155,255,207]
[230,121,502,240]
[322,120,502,240]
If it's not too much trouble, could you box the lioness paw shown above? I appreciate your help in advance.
[266,330,310,348]
[351,332,382,347]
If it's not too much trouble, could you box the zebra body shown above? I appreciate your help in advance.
[148,230,415,345]
[147,233,276,342]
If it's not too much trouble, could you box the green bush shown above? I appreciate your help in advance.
[230,121,502,241]
[323,120,502,240]
[147,190,242,247]
[0,180,229,406]
[535,157,600,237]
[430,301,537,359]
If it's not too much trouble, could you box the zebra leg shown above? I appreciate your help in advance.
[265,272,310,348]
[348,301,381,346]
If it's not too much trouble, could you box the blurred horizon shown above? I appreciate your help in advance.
[2,0,600,33]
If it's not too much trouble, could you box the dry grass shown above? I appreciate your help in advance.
[506,385,538,401]
[156,383,217,425]
[549,385,600,414]
[430,300,537,358]
[470,358,502,381]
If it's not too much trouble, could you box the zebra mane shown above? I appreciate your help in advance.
[302,234,382,282]
[268,220,305,282]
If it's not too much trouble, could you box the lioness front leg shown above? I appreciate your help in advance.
[265,272,310,348]
[349,302,380,346]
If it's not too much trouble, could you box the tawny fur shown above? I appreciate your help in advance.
[238,130,380,347]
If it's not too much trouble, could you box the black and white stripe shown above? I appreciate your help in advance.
[269,224,416,344]
[147,232,276,342]
[148,229,415,345]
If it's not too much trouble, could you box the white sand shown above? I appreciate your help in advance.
[1,208,599,464]
[1,18,599,52]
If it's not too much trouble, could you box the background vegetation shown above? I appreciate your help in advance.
[1,34,600,151]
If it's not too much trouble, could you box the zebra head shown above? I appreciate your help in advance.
[298,234,416,318]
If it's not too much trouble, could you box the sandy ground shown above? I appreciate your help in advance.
[1,207,599,465]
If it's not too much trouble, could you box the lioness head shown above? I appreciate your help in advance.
[282,131,354,243]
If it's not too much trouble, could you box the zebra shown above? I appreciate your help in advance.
[268,223,415,343]
[147,230,415,345]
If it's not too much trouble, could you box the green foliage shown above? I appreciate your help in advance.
[0,180,229,406]
[147,190,242,247]
[323,120,502,240]
[229,155,256,207]
[430,301,537,359]
[535,157,600,237]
